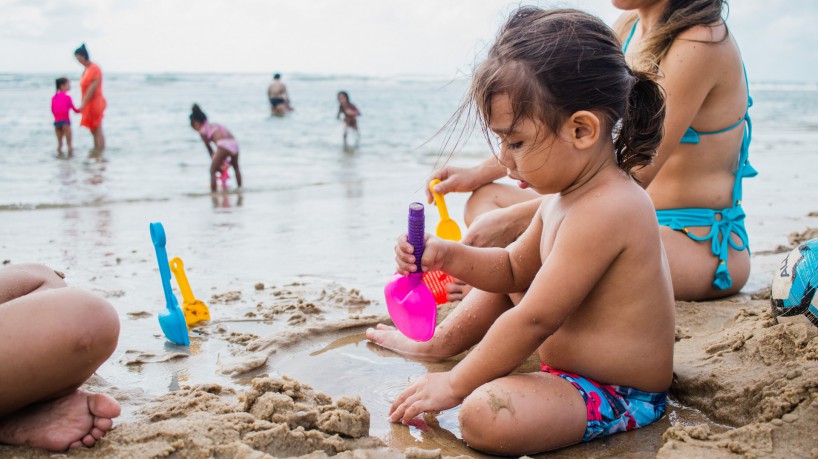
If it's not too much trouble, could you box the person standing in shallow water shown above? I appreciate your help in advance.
[0,264,121,452]
[337,91,360,149]
[267,73,292,116]
[74,44,107,157]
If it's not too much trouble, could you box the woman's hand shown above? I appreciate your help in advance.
[389,372,462,424]
[425,165,486,204]
[394,233,449,276]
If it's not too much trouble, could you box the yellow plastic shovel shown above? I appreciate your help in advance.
[169,257,211,326]
[429,179,462,241]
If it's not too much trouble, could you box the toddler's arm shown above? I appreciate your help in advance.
[395,204,546,293]
[448,201,629,399]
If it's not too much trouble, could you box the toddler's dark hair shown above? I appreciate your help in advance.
[55,77,68,91]
[468,7,665,177]
[74,43,89,60]
[189,104,207,126]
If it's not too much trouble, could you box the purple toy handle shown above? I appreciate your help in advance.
[408,203,425,275]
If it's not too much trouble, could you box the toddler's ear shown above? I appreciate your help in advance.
[566,110,601,150]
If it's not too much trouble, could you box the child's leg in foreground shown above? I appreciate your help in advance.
[458,373,586,455]
[367,289,515,361]
[0,264,121,451]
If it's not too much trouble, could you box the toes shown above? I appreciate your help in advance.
[81,433,96,447]
[376,324,396,331]
[69,440,84,449]
[94,416,113,431]
[88,393,121,419]
[91,427,106,440]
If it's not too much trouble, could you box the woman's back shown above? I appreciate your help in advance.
[616,16,750,210]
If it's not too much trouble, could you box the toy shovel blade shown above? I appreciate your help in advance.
[170,257,211,325]
[429,179,462,242]
[385,273,437,341]
[150,222,190,346]
[384,203,438,341]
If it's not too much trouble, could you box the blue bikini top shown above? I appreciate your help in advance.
[622,19,752,145]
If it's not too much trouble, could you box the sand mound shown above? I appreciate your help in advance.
[43,377,388,459]
[658,300,818,458]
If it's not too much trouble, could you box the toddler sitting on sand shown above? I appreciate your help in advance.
[367,7,675,455]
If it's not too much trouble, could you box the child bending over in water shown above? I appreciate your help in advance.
[367,7,675,455]
[51,77,79,157]
[189,104,243,192]
[0,264,120,451]
[337,91,360,148]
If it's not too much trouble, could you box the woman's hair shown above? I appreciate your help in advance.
[467,7,665,177]
[55,77,68,90]
[635,0,728,70]
[190,104,207,125]
[74,43,89,60]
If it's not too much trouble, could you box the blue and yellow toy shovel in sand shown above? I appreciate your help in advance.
[170,257,211,326]
[384,203,438,342]
[150,222,190,346]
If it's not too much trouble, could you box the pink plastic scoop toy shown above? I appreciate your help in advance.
[384,203,437,341]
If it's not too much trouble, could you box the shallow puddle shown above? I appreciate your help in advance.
[271,331,731,458]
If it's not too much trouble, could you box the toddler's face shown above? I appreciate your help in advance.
[488,93,573,195]
[63,81,71,91]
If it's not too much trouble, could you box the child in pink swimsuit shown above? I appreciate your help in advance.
[51,77,79,156]
[188,104,243,192]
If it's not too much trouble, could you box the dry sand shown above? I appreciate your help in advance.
[1,260,817,458]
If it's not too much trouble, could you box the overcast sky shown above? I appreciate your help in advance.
[1,0,816,82]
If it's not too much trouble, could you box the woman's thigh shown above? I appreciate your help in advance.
[459,372,587,455]
[465,183,539,225]
[660,227,750,300]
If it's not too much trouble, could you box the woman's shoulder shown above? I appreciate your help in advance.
[675,21,729,46]
[664,21,735,71]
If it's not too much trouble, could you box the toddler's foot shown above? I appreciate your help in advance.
[0,390,121,451]
[366,324,440,361]
[445,280,472,302]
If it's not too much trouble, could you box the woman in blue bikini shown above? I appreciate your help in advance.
[424,0,752,300]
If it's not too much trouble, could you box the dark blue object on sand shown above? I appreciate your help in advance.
[150,222,190,346]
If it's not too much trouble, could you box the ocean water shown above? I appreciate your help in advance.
[0,72,492,210]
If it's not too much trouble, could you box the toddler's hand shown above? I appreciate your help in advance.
[394,233,447,276]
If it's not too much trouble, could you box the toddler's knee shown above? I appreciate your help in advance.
[459,389,508,453]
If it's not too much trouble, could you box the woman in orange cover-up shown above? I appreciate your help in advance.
[75,44,107,156]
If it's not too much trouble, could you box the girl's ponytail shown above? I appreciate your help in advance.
[614,70,666,177]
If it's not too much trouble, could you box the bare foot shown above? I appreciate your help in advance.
[446,279,472,302]
[0,390,121,451]
[366,324,442,361]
